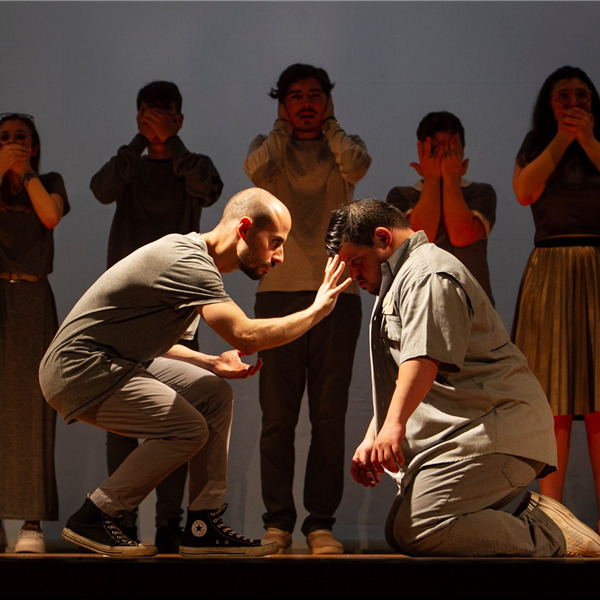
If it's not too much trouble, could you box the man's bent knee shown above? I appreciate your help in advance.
[392,518,454,557]
[172,414,210,456]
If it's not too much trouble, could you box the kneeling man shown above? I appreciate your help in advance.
[325,197,600,557]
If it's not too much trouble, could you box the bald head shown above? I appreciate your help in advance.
[220,187,291,231]
[203,187,291,276]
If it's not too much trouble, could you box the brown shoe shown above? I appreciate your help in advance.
[306,529,343,555]
[262,528,292,554]
[528,492,600,556]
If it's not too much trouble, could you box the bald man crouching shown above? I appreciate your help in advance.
[39,187,350,558]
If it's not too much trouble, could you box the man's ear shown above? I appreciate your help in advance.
[237,217,252,240]
[373,227,393,249]
[172,113,184,131]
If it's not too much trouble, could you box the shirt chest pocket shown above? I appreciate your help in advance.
[380,296,403,359]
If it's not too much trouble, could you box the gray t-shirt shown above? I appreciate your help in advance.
[40,232,230,423]
[370,232,556,488]
[386,179,496,303]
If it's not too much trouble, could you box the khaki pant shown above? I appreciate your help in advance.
[386,453,566,557]
[77,357,233,518]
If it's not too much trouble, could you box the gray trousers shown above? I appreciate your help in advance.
[77,357,233,519]
[386,453,567,557]
[105,431,187,528]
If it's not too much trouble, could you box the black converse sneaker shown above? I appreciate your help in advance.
[62,497,157,557]
[179,504,278,557]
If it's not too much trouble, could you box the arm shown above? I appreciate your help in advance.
[405,137,443,240]
[199,255,351,355]
[0,145,64,228]
[165,136,224,207]
[162,344,262,379]
[571,108,600,170]
[350,417,381,488]
[138,103,223,206]
[439,138,486,247]
[370,357,440,474]
[322,96,371,184]
[512,134,572,206]
[512,107,600,206]
[243,117,292,187]
[22,176,65,229]
[89,134,148,205]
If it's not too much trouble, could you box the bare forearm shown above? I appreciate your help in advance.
[513,136,571,205]
[386,357,439,428]
[25,177,64,229]
[441,179,485,246]
[201,257,350,355]
[408,178,442,241]
[204,302,323,356]
[579,136,600,172]
[162,344,220,370]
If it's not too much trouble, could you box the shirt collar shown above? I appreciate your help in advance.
[379,231,429,299]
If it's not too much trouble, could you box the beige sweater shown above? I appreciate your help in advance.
[244,118,371,294]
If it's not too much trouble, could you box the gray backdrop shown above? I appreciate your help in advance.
[1,0,598,550]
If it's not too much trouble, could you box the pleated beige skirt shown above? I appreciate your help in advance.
[511,245,600,416]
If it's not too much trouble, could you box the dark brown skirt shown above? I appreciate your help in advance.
[511,245,600,416]
[0,279,59,520]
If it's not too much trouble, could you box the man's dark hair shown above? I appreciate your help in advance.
[269,63,334,101]
[326,198,410,257]
[416,111,465,147]
[136,80,183,113]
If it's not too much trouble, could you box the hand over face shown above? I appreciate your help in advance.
[0,143,32,177]
[439,137,469,180]
[322,94,335,124]
[410,137,442,179]
[410,134,468,181]
[277,101,291,123]
[137,106,183,143]
[136,107,155,142]
[558,106,596,147]
[0,119,36,177]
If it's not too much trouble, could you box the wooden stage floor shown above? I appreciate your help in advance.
[1,551,599,599]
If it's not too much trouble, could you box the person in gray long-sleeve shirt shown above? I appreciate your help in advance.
[89,80,223,552]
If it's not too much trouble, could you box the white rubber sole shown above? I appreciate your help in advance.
[62,527,157,557]
[179,541,278,558]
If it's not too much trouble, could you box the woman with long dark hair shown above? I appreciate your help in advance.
[512,66,600,531]
[0,113,69,552]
